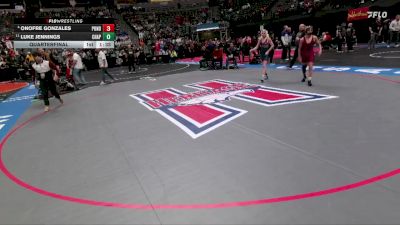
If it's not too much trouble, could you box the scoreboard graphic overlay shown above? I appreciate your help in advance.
[13,18,115,49]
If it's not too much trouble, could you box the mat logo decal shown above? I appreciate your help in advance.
[0,115,13,131]
[131,80,337,138]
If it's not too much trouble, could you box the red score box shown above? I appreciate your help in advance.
[102,24,115,32]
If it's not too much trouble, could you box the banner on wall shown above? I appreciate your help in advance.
[347,7,369,21]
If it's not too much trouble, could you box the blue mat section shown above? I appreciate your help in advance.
[248,64,400,76]
[0,85,37,141]
[176,62,400,76]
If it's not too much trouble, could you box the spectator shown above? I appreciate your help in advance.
[127,45,136,72]
[336,24,346,53]
[212,45,223,69]
[346,23,356,52]
[281,26,292,61]
[388,15,400,48]
[289,24,306,68]
[321,32,333,50]
[71,51,87,85]
[369,19,381,49]
[225,43,238,69]
[96,49,116,85]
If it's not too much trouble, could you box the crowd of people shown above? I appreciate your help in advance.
[369,15,400,49]
[38,7,113,19]
[219,0,276,24]
[269,0,378,19]
[328,0,375,9]
[120,6,210,41]
[271,0,323,19]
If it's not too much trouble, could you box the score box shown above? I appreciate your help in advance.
[102,24,115,32]
[102,32,115,41]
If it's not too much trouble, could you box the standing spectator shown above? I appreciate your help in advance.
[369,19,381,49]
[375,18,384,43]
[286,27,293,60]
[346,23,356,52]
[97,49,116,85]
[240,37,250,62]
[138,47,146,66]
[335,25,344,53]
[268,33,277,64]
[66,53,78,91]
[71,51,87,85]
[127,45,136,72]
[281,25,291,61]
[382,18,391,44]
[25,52,36,81]
[388,15,400,48]
[80,50,88,71]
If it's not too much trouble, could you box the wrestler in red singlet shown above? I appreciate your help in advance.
[298,26,322,86]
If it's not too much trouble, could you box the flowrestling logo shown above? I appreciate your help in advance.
[367,11,388,19]
[131,80,337,138]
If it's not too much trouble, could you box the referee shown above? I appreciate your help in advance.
[288,24,306,69]
[32,54,63,112]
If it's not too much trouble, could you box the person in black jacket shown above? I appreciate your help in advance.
[346,23,356,52]
[288,24,305,68]
[369,19,381,49]
[127,45,136,72]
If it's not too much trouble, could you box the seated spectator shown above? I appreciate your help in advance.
[321,32,333,49]
[161,48,170,63]
[225,43,238,69]
[212,45,224,69]
[199,45,213,69]
[169,49,178,63]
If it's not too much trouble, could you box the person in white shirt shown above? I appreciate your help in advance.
[281,26,292,60]
[32,55,63,112]
[388,15,400,48]
[70,51,87,85]
[96,49,116,85]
